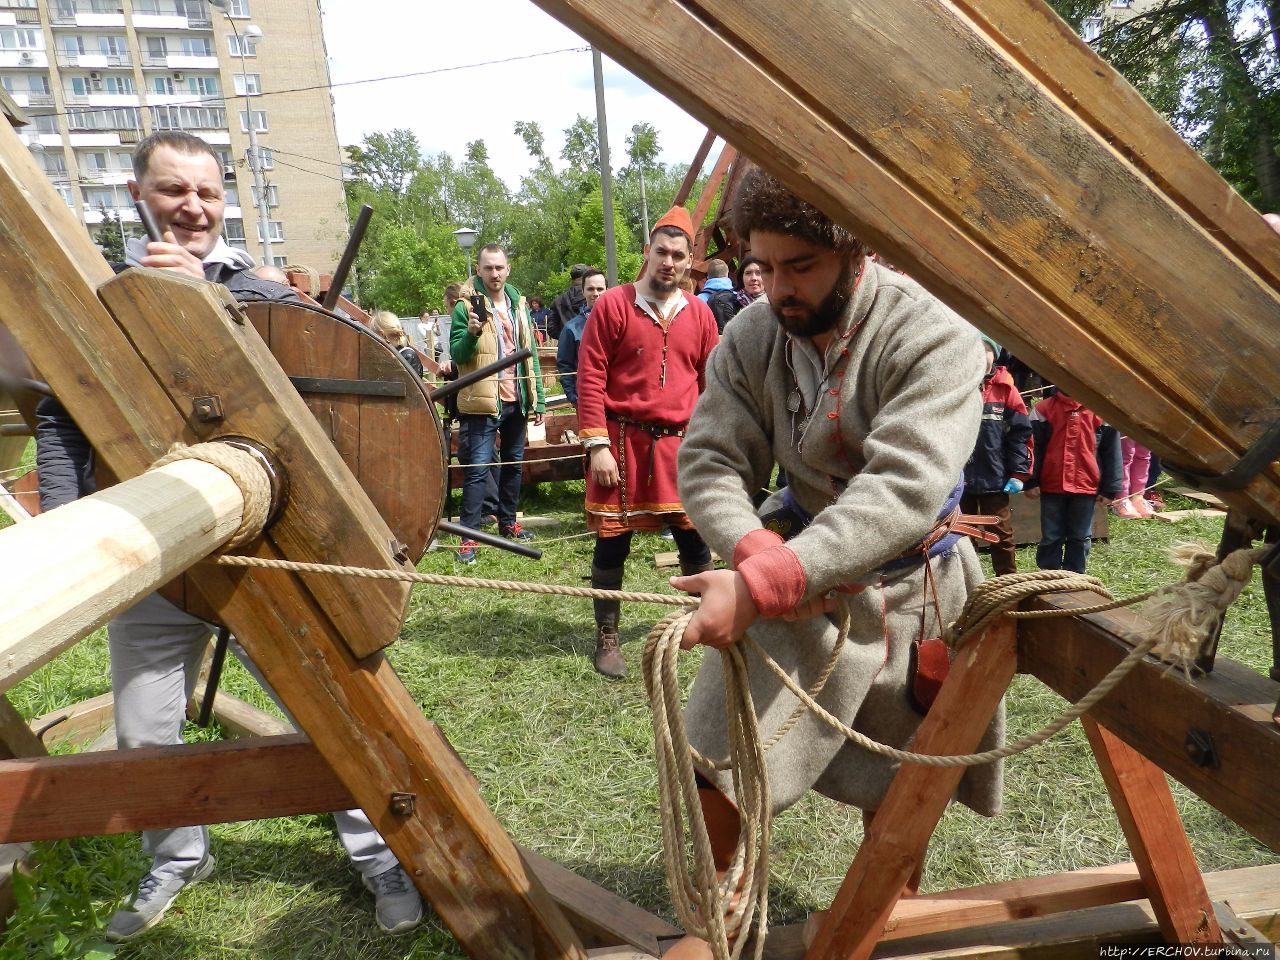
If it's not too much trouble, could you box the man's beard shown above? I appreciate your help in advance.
[648,272,679,296]
[773,258,859,338]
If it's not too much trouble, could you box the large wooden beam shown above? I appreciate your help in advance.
[529,0,1280,524]
[0,120,583,958]
[0,735,681,955]
[0,458,249,692]
[1018,595,1280,853]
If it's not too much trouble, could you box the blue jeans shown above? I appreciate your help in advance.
[1036,493,1096,573]
[460,401,527,531]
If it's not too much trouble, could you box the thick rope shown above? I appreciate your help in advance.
[152,442,271,550]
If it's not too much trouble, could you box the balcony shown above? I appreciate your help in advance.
[0,49,49,68]
[56,50,131,68]
[26,91,52,106]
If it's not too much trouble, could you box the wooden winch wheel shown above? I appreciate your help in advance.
[160,300,446,624]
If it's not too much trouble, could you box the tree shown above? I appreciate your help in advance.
[346,129,423,197]
[96,209,126,262]
[562,186,643,287]
[1049,1,1280,208]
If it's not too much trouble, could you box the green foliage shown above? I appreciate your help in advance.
[94,213,127,264]
[1048,0,1280,208]
[563,186,643,284]
[1,839,123,960]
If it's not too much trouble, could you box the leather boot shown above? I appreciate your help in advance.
[679,559,715,577]
[591,564,627,679]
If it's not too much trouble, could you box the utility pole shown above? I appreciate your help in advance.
[592,47,618,286]
[631,124,650,241]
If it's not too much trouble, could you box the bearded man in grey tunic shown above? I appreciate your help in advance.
[668,167,1004,955]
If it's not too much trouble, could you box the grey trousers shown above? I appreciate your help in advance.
[108,593,400,882]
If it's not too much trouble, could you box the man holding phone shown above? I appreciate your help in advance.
[449,243,545,564]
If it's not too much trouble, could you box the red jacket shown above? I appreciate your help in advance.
[1028,392,1122,497]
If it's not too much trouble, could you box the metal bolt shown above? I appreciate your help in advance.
[389,792,416,817]
[1184,728,1220,769]
[390,539,411,564]
[223,301,245,325]
[192,395,224,422]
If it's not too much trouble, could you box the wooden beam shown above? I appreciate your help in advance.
[29,693,113,749]
[528,0,1280,525]
[761,865,1280,960]
[0,459,249,692]
[672,129,717,208]
[0,735,350,842]
[188,688,292,739]
[0,736,681,954]
[1018,596,1280,853]
[0,121,582,958]
[1082,718,1220,943]
[805,619,1018,960]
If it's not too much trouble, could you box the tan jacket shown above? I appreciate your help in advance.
[449,278,545,417]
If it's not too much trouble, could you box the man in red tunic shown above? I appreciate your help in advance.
[577,207,721,677]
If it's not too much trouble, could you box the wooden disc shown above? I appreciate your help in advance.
[162,301,445,622]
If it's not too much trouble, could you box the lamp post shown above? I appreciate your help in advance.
[452,226,478,278]
[215,5,272,266]
[631,123,650,241]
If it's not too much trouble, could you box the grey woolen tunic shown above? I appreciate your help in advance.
[677,260,1004,817]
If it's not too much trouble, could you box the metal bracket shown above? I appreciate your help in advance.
[389,792,416,817]
[289,376,406,398]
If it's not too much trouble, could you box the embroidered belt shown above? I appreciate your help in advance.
[606,413,688,523]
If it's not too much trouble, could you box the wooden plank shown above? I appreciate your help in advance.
[1169,487,1226,507]
[1151,509,1227,523]
[0,459,247,692]
[0,697,45,762]
[30,692,114,749]
[0,735,352,842]
[1018,596,1280,853]
[0,122,583,959]
[517,845,682,955]
[0,88,28,128]
[188,688,292,739]
[1081,718,1220,943]
[760,865,1280,960]
[654,550,720,569]
[805,618,1018,960]
[528,0,1280,526]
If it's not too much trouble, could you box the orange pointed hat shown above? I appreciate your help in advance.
[652,205,694,244]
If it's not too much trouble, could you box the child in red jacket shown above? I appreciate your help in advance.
[1025,390,1122,573]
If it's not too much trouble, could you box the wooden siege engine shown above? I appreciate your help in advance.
[1,2,1280,959]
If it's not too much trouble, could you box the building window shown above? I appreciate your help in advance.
[239,109,268,133]
[1111,0,1131,6]
[114,150,132,171]
[251,183,279,207]
[189,75,218,96]
[0,77,12,94]
[224,186,239,206]
[105,75,134,95]
[227,0,251,16]
[81,151,108,173]
[227,34,258,58]
[224,218,245,241]
[233,73,262,96]
[98,36,127,58]
[256,220,284,242]
[258,146,273,169]
[153,76,173,95]
[32,113,58,133]
[151,105,227,130]
[146,37,167,59]
[180,37,214,57]
[70,76,88,96]
[1,28,41,50]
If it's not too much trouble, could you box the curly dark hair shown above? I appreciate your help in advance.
[731,165,864,256]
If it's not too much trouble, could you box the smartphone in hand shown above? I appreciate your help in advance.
[469,295,489,324]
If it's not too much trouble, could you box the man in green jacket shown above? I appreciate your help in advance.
[450,243,545,563]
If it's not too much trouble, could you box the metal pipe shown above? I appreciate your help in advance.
[323,204,372,311]
[429,349,532,403]
[437,520,541,560]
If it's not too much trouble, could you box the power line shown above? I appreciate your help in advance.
[32,46,590,121]
[268,156,346,183]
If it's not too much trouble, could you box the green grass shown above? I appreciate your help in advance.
[2,480,1277,959]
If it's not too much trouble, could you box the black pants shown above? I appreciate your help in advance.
[593,527,711,569]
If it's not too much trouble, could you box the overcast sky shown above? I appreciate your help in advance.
[319,0,717,188]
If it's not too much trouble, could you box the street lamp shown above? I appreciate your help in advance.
[452,226,478,277]
[218,7,273,266]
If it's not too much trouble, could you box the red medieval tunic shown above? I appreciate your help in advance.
[577,284,720,535]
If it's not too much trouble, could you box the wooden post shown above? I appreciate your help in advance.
[805,618,1017,960]
[0,458,250,691]
[529,0,1280,524]
[1082,718,1222,943]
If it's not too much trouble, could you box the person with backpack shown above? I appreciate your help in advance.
[697,258,741,333]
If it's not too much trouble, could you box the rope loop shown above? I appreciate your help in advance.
[152,442,272,550]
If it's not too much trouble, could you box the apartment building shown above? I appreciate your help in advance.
[1082,0,1159,42]
[0,0,349,271]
